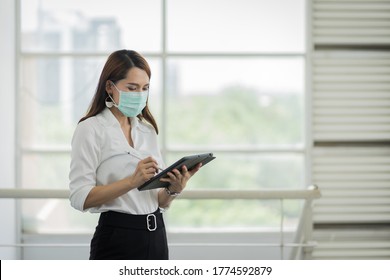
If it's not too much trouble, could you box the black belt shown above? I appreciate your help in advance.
[98,209,164,232]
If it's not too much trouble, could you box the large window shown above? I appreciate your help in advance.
[18,0,306,233]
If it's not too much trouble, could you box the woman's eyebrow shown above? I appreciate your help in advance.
[125,82,149,87]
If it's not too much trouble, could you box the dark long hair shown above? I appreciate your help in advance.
[79,50,159,134]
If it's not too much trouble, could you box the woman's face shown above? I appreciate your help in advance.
[109,67,150,104]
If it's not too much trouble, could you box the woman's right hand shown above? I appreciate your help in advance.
[83,156,160,210]
[129,156,160,187]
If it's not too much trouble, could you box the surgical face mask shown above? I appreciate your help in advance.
[108,83,148,117]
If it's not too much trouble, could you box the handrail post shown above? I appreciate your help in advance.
[303,198,314,259]
[280,199,284,260]
[289,185,319,259]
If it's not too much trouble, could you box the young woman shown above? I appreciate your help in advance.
[69,49,201,260]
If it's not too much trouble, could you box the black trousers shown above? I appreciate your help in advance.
[89,209,169,260]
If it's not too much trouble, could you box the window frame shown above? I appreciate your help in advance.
[15,0,310,233]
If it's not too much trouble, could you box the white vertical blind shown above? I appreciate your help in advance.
[311,0,390,223]
[310,0,390,259]
[313,0,390,45]
[313,51,390,141]
[312,147,390,223]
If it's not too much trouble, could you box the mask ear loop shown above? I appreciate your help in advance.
[105,81,117,108]
[105,96,114,108]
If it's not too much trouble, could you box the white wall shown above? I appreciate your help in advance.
[0,0,19,259]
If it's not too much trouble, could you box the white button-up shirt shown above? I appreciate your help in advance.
[69,108,164,215]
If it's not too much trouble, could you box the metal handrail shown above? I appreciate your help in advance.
[0,186,321,200]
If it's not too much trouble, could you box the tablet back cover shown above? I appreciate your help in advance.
[137,153,215,191]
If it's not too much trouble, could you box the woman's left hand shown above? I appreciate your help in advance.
[159,163,202,193]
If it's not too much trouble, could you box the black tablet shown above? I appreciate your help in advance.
[137,153,215,191]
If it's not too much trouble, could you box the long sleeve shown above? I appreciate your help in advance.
[69,120,101,212]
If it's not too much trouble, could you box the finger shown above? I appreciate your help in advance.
[159,177,171,183]
[180,165,191,179]
[141,156,159,166]
[172,168,182,178]
[189,163,202,176]
[159,175,177,184]
[146,167,158,174]
[167,172,177,179]
[142,161,159,171]
[141,171,155,181]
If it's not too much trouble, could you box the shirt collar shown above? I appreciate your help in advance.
[99,107,119,127]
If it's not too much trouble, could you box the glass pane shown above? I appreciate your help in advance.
[166,153,305,190]
[165,199,304,229]
[166,58,305,148]
[19,56,161,147]
[22,154,71,189]
[22,199,98,233]
[20,56,104,147]
[168,0,305,53]
[146,59,163,131]
[21,0,162,52]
